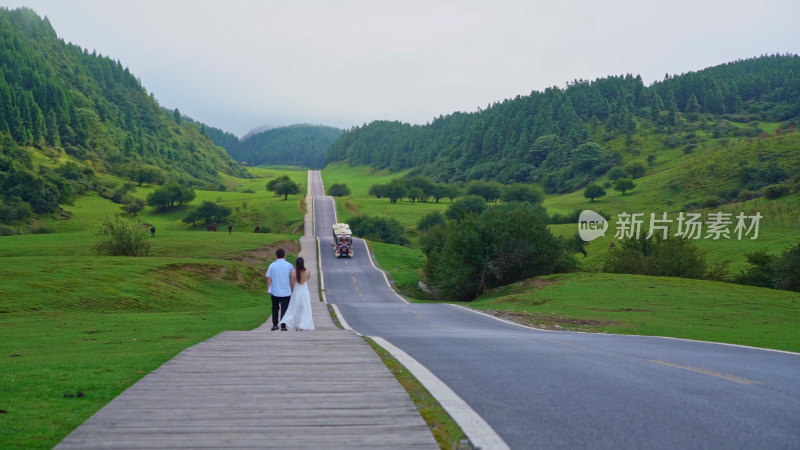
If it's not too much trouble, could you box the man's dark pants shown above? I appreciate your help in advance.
[271,295,291,326]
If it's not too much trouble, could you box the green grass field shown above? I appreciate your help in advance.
[0,168,306,448]
[470,272,800,352]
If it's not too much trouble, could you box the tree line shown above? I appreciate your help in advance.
[326,55,800,191]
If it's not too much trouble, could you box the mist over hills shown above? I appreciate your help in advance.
[241,123,276,141]
[203,123,343,169]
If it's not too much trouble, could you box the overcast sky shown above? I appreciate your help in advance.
[3,0,799,137]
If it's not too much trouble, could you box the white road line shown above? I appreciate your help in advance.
[331,304,355,333]
[358,238,409,304]
[448,304,800,356]
[370,336,510,450]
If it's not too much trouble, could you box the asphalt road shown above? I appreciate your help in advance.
[311,171,800,449]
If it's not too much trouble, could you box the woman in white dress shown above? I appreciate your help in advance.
[280,257,315,331]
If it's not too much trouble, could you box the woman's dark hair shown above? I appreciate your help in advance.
[295,257,305,282]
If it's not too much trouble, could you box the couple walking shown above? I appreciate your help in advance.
[266,248,314,331]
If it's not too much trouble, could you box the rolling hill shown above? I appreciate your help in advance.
[0,7,248,229]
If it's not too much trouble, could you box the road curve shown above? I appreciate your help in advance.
[311,171,800,449]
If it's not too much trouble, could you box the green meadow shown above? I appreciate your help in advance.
[0,168,306,448]
[471,272,800,353]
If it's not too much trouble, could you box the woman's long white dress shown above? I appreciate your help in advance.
[280,280,314,331]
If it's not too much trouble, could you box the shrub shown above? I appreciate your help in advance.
[700,196,725,208]
[423,202,574,301]
[417,211,445,232]
[349,215,408,245]
[93,216,151,257]
[604,236,706,279]
[607,167,627,181]
[625,161,647,178]
[0,224,18,236]
[737,189,761,202]
[466,180,503,203]
[445,195,486,222]
[774,242,800,292]
[763,184,790,199]
[328,183,351,197]
[123,198,146,216]
[735,250,777,288]
[664,135,681,148]
[502,184,543,204]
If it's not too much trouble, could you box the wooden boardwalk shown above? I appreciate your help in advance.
[57,192,437,448]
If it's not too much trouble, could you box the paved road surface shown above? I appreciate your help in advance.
[312,170,800,449]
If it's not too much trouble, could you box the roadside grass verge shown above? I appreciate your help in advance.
[365,337,468,449]
[367,241,427,298]
[470,272,800,353]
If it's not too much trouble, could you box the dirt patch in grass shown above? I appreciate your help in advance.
[233,240,300,264]
[483,309,625,331]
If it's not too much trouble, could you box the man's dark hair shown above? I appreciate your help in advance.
[276,248,285,258]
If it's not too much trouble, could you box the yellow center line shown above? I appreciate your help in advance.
[545,339,588,350]
[650,360,761,385]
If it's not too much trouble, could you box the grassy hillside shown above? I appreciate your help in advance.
[0,167,306,449]
[470,272,800,353]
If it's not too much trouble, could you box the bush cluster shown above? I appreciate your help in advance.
[92,216,151,257]
[349,215,409,246]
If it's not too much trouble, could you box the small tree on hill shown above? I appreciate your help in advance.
[383,179,408,204]
[276,181,300,200]
[146,184,195,209]
[583,184,606,202]
[625,161,647,178]
[328,183,350,197]
[266,175,292,192]
[614,178,636,195]
[183,201,232,225]
[607,167,627,181]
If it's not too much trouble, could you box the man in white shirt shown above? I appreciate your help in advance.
[266,248,295,331]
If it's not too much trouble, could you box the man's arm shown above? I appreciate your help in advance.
[289,270,296,291]
[266,276,272,292]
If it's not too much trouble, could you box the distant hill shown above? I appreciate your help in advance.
[0,7,248,225]
[326,55,800,193]
[241,123,276,141]
[210,124,343,169]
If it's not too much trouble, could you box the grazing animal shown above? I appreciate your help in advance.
[150,226,156,237]
[207,223,218,231]
[254,225,260,233]
[228,224,233,234]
